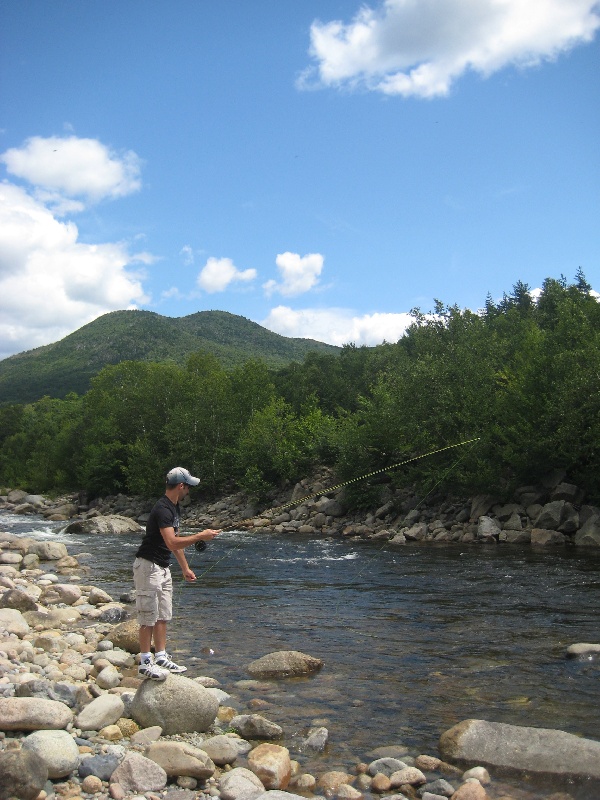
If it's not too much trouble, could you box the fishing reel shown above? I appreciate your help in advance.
[194,540,208,553]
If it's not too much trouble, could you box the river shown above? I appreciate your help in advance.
[2,510,600,798]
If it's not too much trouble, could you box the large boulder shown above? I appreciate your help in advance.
[0,749,48,800]
[439,719,600,782]
[22,729,80,779]
[63,515,143,535]
[130,674,218,734]
[0,697,73,730]
[247,650,323,679]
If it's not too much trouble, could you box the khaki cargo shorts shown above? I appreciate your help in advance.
[133,557,173,626]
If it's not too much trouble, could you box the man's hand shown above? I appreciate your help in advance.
[196,528,220,543]
[183,566,197,582]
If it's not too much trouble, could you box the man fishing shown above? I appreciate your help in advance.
[133,467,220,680]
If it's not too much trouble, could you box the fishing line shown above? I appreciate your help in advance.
[170,436,480,658]
[187,436,480,582]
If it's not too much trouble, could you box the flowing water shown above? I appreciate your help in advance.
[2,510,600,798]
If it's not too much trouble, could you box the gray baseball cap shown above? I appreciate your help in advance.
[166,467,200,486]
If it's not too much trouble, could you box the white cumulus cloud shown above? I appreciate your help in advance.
[262,305,413,346]
[0,181,149,360]
[299,0,600,97]
[263,252,324,297]
[197,256,257,293]
[1,135,142,212]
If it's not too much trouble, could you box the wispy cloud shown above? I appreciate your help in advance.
[298,0,600,97]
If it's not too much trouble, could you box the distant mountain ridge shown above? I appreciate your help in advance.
[0,309,340,404]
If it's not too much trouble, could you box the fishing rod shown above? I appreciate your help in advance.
[192,436,481,554]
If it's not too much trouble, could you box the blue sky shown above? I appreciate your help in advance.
[1,0,599,359]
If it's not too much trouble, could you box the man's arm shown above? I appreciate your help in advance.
[160,526,220,551]
[173,547,196,582]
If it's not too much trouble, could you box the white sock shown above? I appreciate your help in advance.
[140,652,152,664]
[155,650,166,659]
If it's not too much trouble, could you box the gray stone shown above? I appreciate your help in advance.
[303,726,328,751]
[422,777,456,796]
[145,741,215,778]
[63,515,143,535]
[22,729,80,779]
[439,719,600,781]
[0,608,30,636]
[219,766,265,800]
[499,530,531,544]
[535,501,565,530]
[78,752,122,781]
[0,588,38,612]
[565,643,600,659]
[28,541,68,561]
[470,495,497,519]
[477,516,501,539]
[531,528,566,546]
[76,693,125,730]
[0,696,73,730]
[367,757,408,777]
[254,791,308,800]
[574,515,600,547]
[247,650,323,679]
[110,751,167,793]
[0,748,48,800]
[403,523,428,541]
[230,714,283,740]
[131,673,218,734]
[200,734,241,765]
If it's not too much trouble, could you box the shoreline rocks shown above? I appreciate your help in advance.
[2,510,600,798]
[2,467,599,549]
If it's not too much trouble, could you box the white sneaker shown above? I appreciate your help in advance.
[138,659,168,680]
[154,652,187,673]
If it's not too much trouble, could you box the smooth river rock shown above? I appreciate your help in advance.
[246,650,323,679]
[439,719,600,782]
[0,697,73,730]
[130,673,219,734]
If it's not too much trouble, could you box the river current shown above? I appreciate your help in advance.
[2,510,599,797]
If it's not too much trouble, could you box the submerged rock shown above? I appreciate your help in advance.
[247,650,323,679]
[439,719,600,782]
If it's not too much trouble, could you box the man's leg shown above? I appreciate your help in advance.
[153,620,167,652]
[139,624,154,654]
[134,558,168,680]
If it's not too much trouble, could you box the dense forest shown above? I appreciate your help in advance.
[1,272,598,505]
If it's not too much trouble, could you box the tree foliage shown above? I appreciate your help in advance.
[1,273,598,504]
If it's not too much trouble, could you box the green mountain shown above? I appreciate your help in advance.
[0,310,340,404]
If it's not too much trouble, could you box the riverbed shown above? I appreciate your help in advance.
[2,510,600,797]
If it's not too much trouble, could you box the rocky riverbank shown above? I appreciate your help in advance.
[1,529,600,799]
[2,467,600,548]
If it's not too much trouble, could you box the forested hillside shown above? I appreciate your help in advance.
[0,273,598,504]
[0,309,340,404]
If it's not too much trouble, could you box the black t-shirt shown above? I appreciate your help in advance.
[135,495,180,568]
